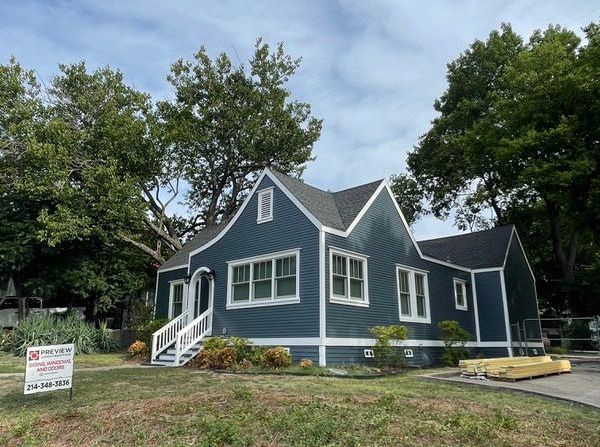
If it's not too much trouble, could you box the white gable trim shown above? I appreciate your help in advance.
[323,181,471,273]
[186,169,323,264]
[157,264,188,274]
[503,227,536,283]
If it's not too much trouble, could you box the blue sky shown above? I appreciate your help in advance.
[1,0,598,239]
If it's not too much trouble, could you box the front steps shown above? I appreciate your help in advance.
[152,342,202,366]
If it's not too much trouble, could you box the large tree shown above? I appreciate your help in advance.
[405,23,600,315]
[157,39,322,232]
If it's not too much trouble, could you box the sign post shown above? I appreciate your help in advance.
[24,344,74,397]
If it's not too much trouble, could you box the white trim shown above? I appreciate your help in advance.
[471,267,503,273]
[395,263,429,274]
[453,278,468,311]
[264,169,324,229]
[396,266,431,324]
[470,271,481,342]
[512,341,544,348]
[167,280,185,319]
[328,246,370,259]
[226,248,300,309]
[509,228,537,283]
[499,270,513,357]
[328,247,369,307]
[256,187,274,224]
[324,337,511,348]
[246,337,514,349]
[319,229,326,366]
[158,264,188,273]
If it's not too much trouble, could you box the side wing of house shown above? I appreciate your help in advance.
[155,267,188,319]
[503,232,543,355]
[324,186,478,365]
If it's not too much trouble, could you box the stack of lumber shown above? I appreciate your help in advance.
[459,355,571,381]
[496,359,571,381]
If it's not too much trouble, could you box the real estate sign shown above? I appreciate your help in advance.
[24,344,74,395]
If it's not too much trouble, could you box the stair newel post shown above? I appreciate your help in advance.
[151,332,158,362]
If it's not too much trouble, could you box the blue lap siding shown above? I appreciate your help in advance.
[325,189,476,342]
[503,236,542,343]
[187,176,320,339]
[155,267,187,319]
[474,271,508,342]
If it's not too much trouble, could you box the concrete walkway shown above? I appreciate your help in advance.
[422,359,600,409]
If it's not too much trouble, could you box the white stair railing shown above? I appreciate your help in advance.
[151,310,189,363]
[174,308,213,366]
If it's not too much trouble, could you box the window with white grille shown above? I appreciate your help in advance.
[257,188,273,223]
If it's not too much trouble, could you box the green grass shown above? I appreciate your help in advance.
[0,367,598,446]
[0,351,131,374]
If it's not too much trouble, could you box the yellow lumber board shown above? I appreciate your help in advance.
[499,360,571,379]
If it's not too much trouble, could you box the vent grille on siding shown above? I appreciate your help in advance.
[257,188,273,223]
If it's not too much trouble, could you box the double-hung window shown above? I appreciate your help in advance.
[169,281,184,318]
[330,248,369,306]
[453,279,468,311]
[227,249,299,309]
[396,266,430,323]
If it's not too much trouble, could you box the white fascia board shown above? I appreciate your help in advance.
[472,267,503,273]
[319,229,326,366]
[186,169,268,263]
[511,228,537,283]
[470,271,481,343]
[157,264,189,274]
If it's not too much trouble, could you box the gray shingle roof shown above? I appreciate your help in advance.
[417,225,514,269]
[158,170,384,271]
[159,216,233,271]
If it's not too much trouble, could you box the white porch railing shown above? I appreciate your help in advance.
[151,310,189,363]
[174,308,213,366]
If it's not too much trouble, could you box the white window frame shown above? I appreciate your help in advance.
[395,264,431,324]
[256,187,274,224]
[168,280,185,319]
[329,247,369,307]
[226,248,300,309]
[453,278,468,311]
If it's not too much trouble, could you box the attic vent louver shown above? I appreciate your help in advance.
[257,188,273,223]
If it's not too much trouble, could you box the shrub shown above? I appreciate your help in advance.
[228,337,252,362]
[8,313,118,356]
[262,347,292,369]
[128,340,148,359]
[438,320,471,366]
[299,358,313,368]
[136,319,168,348]
[546,346,569,355]
[203,336,229,351]
[0,330,11,352]
[194,347,236,369]
[248,345,268,365]
[369,325,408,368]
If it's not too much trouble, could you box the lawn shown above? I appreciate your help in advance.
[0,351,131,374]
[0,368,598,447]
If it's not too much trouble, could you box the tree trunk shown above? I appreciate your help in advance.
[545,200,578,282]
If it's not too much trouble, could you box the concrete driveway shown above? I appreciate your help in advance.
[423,358,600,409]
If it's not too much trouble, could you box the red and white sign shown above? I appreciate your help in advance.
[24,344,74,395]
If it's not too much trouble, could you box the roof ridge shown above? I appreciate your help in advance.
[333,178,385,195]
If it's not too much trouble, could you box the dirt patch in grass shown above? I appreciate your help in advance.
[1,369,598,447]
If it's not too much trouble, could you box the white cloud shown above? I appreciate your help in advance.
[1,0,597,239]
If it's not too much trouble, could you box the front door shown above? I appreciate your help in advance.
[193,276,211,318]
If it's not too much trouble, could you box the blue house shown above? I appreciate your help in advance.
[151,168,543,366]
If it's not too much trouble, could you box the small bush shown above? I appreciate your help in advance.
[128,340,148,359]
[194,347,236,369]
[438,320,471,366]
[299,358,313,368]
[228,336,252,362]
[136,319,168,348]
[203,336,229,351]
[0,330,11,352]
[248,345,268,365]
[369,325,408,368]
[262,347,292,369]
[546,346,569,355]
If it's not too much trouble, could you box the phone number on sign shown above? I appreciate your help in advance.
[26,379,71,391]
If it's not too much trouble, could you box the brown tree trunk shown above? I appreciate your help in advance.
[545,199,578,282]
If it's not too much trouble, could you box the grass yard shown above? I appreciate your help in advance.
[0,368,598,447]
[0,352,131,374]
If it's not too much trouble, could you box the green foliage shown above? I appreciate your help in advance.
[405,22,600,315]
[261,346,292,369]
[135,319,168,348]
[438,320,471,366]
[389,173,427,225]
[369,325,408,368]
[194,347,236,370]
[546,346,569,355]
[228,336,252,363]
[7,313,118,356]
[202,336,229,351]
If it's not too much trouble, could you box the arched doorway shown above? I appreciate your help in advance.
[188,267,214,320]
